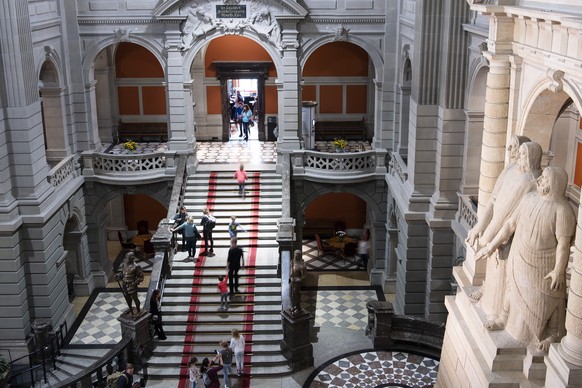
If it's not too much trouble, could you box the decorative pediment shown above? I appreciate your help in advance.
[154,0,307,19]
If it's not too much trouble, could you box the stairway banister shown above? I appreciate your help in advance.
[54,333,135,387]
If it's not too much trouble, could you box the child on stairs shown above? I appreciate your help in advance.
[218,274,229,311]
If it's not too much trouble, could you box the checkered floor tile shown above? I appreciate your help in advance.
[307,350,438,387]
[303,240,364,271]
[69,291,146,345]
[196,140,277,164]
[301,288,381,332]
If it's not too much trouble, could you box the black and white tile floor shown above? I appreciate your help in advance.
[302,239,365,271]
[305,350,438,387]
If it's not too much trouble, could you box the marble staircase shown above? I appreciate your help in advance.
[146,169,290,385]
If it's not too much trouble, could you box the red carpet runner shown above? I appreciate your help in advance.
[178,171,260,388]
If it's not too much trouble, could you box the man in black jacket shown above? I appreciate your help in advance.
[226,237,244,296]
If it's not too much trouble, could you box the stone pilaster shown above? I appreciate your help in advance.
[276,21,301,155]
[166,28,194,152]
[545,189,582,386]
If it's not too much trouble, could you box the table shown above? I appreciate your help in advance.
[327,235,358,262]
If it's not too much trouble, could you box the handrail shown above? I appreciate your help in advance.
[8,321,68,386]
[57,333,134,388]
[47,155,78,188]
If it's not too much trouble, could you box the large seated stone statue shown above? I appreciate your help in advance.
[466,138,541,318]
[475,166,575,351]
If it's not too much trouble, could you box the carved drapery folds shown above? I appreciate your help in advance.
[179,2,283,52]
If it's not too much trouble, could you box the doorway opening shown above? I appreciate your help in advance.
[228,79,259,140]
[214,61,271,141]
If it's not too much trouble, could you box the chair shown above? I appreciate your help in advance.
[315,234,337,259]
[334,221,346,235]
[143,239,155,257]
[343,242,358,265]
[118,231,135,250]
[137,220,149,235]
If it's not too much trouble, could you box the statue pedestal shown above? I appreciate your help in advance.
[436,267,547,387]
[118,310,153,369]
[545,344,582,387]
[365,300,394,349]
[280,309,313,372]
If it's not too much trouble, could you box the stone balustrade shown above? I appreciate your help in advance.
[389,151,408,183]
[291,148,387,180]
[47,155,77,188]
[457,193,478,230]
[81,150,178,180]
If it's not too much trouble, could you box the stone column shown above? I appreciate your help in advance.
[463,53,511,285]
[545,190,582,385]
[276,21,301,158]
[165,32,194,152]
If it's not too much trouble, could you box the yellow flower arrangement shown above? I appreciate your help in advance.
[332,138,348,149]
[123,139,138,151]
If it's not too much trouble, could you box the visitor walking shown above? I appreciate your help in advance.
[226,237,244,296]
[230,329,246,376]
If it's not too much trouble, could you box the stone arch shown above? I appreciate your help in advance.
[182,30,284,80]
[82,36,166,85]
[83,38,167,144]
[462,62,489,195]
[299,35,384,84]
[63,212,83,300]
[38,56,69,163]
[397,50,412,160]
[517,77,582,184]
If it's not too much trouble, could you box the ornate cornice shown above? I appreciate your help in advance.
[305,17,385,24]
[78,18,180,25]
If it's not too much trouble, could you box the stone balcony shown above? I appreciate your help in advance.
[290,148,388,182]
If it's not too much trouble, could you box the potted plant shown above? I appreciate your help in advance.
[123,139,138,153]
[332,138,348,152]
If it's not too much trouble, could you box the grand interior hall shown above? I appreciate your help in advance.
[1,1,582,387]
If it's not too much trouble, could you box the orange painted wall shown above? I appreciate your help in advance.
[302,42,368,77]
[116,43,164,78]
[142,86,167,115]
[302,85,316,103]
[264,85,278,114]
[319,85,343,114]
[205,36,277,78]
[575,142,582,186]
[118,87,140,115]
[304,193,366,229]
[206,86,223,114]
[346,85,367,114]
[124,194,167,232]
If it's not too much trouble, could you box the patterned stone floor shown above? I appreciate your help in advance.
[302,239,365,271]
[305,350,439,387]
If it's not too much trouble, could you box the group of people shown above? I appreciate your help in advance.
[171,206,216,259]
[230,90,256,141]
[187,328,246,388]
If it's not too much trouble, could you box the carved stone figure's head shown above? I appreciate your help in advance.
[507,135,531,161]
[537,166,568,198]
[125,251,136,264]
[516,141,542,174]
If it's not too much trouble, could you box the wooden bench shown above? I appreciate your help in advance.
[117,122,168,143]
[314,119,367,141]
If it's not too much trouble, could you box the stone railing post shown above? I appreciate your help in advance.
[365,300,395,349]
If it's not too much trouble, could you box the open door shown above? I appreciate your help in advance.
[214,61,271,141]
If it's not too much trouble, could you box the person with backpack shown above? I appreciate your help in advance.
[106,363,135,388]
[200,207,215,255]
[218,340,234,388]
[171,216,202,260]
[200,353,223,388]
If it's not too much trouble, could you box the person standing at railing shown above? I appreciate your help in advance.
[173,206,188,251]
[171,216,202,260]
